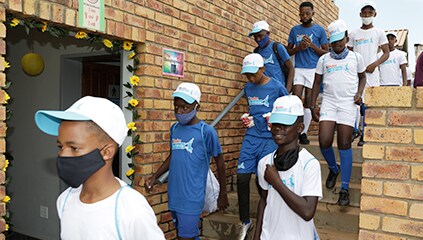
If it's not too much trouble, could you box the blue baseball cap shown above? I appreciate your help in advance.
[328,19,348,43]
[172,82,201,104]
[269,95,304,125]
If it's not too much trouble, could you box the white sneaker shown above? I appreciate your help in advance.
[238,221,253,240]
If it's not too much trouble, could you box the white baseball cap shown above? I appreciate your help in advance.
[328,19,348,43]
[35,96,127,146]
[361,1,376,11]
[172,82,201,104]
[269,95,304,125]
[386,31,397,38]
[241,53,264,74]
[248,20,269,37]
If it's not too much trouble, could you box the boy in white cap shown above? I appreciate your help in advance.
[237,53,288,240]
[347,1,389,146]
[146,82,228,239]
[35,96,165,240]
[287,1,329,145]
[254,95,322,240]
[311,19,366,206]
[379,32,408,86]
[249,20,294,93]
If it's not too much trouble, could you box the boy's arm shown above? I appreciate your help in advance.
[214,153,228,210]
[355,72,366,105]
[145,154,171,192]
[253,190,268,240]
[400,64,407,86]
[366,43,389,73]
[284,59,294,93]
[309,42,329,56]
[264,164,319,221]
[311,73,323,122]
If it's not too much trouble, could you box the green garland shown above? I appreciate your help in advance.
[3,13,142,234]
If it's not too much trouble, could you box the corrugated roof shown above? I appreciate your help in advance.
[385,29,408,49]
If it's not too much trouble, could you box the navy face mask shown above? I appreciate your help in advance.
[57,148,106,188]
[175,105,198,125]
[257,34,270,48]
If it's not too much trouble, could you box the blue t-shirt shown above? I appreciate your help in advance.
[244,78,288,138]
[168,121,222,215]
[257,41,291,86]
[288,24,328,69]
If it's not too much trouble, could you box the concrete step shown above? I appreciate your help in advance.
[303,140,364,164]
[201,208,359,240]
[321,182,361,207]
[314,202,360,233]
[320,160,362,184]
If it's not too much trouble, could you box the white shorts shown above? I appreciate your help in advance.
[293,68,316,89]
[319,99,357,127]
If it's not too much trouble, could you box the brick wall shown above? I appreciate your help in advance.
[360,87,423,239]
[3,0,338,238]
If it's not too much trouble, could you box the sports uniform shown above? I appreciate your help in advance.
[379,49,407,86]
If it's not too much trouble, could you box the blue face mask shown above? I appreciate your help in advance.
[257,34,269,48]
[175,105,198,125]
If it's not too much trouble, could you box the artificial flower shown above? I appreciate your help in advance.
[2,159,9,171]
[2,195,10,203]
[10,18,19,27]
[125,145,135,153]
[126,168,135,177]
[4,61,10,68]
[127,122,137,131]
[130,75,140,86]
[103,39,113,48]
[5,224,9,231]
[129,98,139,107]
[41,21,47,32]
[75,31,88,39]
[123,41,133,51]
[128,51,136,60]
[4,92,10,103]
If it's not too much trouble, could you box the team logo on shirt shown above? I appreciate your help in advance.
[263,54,274,64]
[381,58,396,65]
[282,173,295,190]
[238,162,245,169]
[248,95,270,107]
[296,33,314,43]
[172,138,194,153]
[355,37,373,46]
[326,63,350,73]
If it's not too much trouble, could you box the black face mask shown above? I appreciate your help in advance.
[274,147,300,171]
[301,18,313,25]
[57,149,106,188]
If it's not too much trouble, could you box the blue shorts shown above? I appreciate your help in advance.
[171,211,201,238]
[237,135,277,174]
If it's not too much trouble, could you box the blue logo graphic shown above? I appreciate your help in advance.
[172,138,194,153]
[248,95,270,107]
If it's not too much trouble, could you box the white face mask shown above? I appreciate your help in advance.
[361,17,374,25]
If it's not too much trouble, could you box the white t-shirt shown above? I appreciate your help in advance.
[378,49,407,86]
[347,27,389,87]
[57,178,165,240]
[257,148,322,240]
[316,51,366,102]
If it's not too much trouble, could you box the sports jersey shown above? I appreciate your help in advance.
[57,178,165,240]
[168,121,222,215]
[288,24,328,68]
[316,51,366,102]
[257,148,322,240]
[378,49,407,86]
[256,41,291,85]
[244,78,288,138]
[347,27,388,86]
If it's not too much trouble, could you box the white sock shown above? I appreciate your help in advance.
[302,108,311,135]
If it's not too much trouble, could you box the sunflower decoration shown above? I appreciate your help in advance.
[103,39,113,49]
[75,31,88,39]
[123,41,133,51]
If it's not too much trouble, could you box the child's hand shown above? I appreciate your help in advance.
[217,192,229,211]
[262,112,272,131]
[145,176,157,193]
[354,93,362,105]
[311,107,320,122]
[241,113,255,128]
[264,164,280,185]
[366,63,377,73]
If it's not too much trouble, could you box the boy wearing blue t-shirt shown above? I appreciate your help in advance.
[287,1,329,145]
[237,53,289,240]
[146,83,228,239]
[248,20,295,92]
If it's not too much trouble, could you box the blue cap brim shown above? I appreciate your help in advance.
[269,113,298,125]
[172,92,196,104]
[35,111,90,136]
[330,32,346,43]
[248,28,262,37]
[241,66,259,74]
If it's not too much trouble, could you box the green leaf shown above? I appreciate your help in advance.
[5,110,12,120]
[127,129,132,136]
[123,82,132,89]
[133,58,140,65]
[4,81,12,90]
[128,163,134,168]
[125,106,133,111]
[126,65,135,73]
[125,91,133,97]
[135,139,143,144]
[134,135,140,143]
[126,152,132,159]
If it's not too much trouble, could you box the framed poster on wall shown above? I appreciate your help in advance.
[78,0,105,32]
[162,48,184,78]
